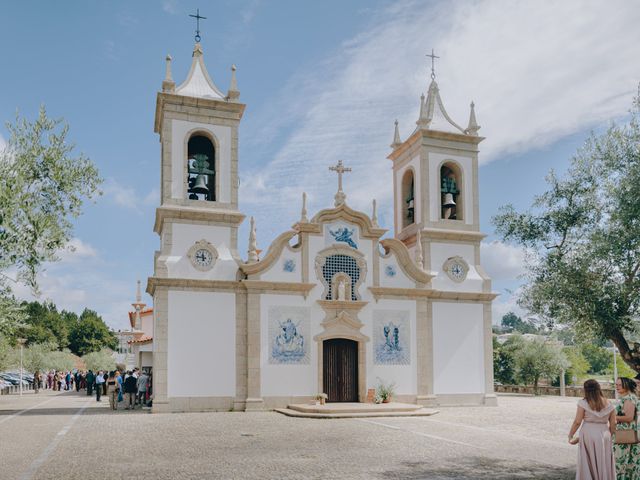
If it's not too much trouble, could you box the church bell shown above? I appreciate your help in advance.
[443,193,456,208]
[190,174,210,195]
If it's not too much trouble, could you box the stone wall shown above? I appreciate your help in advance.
[495,384,615,399]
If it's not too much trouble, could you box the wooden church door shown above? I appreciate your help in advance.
[323,339,358,402]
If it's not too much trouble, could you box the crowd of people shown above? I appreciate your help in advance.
[31,368,152,410]
[569,375,640,479]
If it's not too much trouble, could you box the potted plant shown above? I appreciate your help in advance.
[314,393,328,405]
[375,379,396,404]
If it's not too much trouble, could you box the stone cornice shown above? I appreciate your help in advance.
[241,280,315,295]
[379,238,433,284]
[316,300,368,313]
[146,277,315,296]
[240,230,299,276]
[154,92,246,133]
[420,228,486,242]
[310,203,387,239]
[388,129,484,162]
[154,206,245,234]
[369,286,498,302]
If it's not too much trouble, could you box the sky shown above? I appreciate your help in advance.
[1,0,639,330]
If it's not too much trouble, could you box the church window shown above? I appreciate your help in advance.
[401,170,415,228]
[440,162,462,220]
[187,134,215,201]
[322,254,360,301]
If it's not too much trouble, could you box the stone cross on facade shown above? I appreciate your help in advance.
[329,160,351,207]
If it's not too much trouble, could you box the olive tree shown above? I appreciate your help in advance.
[493,91,640,373]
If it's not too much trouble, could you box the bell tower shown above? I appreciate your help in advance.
[388,54,486,275]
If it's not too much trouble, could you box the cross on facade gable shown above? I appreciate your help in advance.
[426,48,440,79]
[329,160,351,206]
[189,8,207,42]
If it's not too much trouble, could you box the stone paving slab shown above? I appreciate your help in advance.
[1,391,578,479]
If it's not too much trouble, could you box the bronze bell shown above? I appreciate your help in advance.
[191,174,209,195]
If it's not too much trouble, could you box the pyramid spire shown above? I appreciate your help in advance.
[247,217,258,262]
[227,64,240,102]
[175,43,225,100]
[372,199,379,227]
[300,192,309,222]
[465,101,480,136]
[390,120,402,149]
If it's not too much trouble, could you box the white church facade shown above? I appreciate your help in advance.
[146,42,497,413]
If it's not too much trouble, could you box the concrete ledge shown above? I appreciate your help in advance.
[275,403,439,419]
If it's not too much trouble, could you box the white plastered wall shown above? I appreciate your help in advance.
[432,302,484,394]
[170,119,232,203]
[259,248,303,283]
[167,291,236,397]
[260,295,317,396]
[366,299,417,395]
[379,253,414,289]
[430,242,483,292]
[428,152,473,225]
[166,223,237,280]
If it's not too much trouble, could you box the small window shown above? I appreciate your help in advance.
[440,163,462,220]
[401,170,415,228]
[187,135,215,201]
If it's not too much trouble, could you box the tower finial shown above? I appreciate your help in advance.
[372,199,379,227]
[162,54,175,93]
[415,230,424,269]
[300,192,309,222]
[465,101,481,136]
[227,64,240,102]
[248,217,258,262]
[391,120,402,149]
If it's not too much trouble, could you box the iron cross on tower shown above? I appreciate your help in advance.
[329,160,352,207]
[189,8,207,43]
[426,48,439,79]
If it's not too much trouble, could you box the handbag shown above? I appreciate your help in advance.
[615,427,638,444]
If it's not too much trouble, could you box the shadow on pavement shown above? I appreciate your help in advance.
[379,456,575,480]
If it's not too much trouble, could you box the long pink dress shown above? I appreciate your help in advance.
[576,398,616,480]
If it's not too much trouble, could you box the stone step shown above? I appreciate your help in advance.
[275,405,439,419]
[284,402,437,415]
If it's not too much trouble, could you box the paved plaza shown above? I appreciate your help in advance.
[1,391,577,479]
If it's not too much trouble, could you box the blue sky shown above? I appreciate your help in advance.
[2,0,639,330]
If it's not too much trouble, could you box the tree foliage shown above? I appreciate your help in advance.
[82,349,116,372]
[580,344,611,375]
[563,346,590,384]
[493,91,640,372]
[0,106,102,292]
[513,338,569,394]
[67,309,117,356]
[500,312,539,334]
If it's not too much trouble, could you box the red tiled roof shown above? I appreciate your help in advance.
[128,307,153,328]
[128,335,153,345]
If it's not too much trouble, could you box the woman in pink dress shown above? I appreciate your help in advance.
[568,379,616,480]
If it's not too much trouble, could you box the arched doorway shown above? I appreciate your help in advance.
[323,339,358,402]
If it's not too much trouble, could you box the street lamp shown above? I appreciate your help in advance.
[17,338,26,396]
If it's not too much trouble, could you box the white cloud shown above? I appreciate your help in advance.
[143,188,159,207]
[480,241,526,283]
[492,287,527,326]
[239,0,640,251]
[56,237,98,263]
[103,178,140,213]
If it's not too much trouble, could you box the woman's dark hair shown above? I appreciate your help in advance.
[618,377,636,394]
[583,379,607,411]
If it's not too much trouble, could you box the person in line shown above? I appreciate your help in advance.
[137,370,148,408]
[46,371,53,390]
[95,370,105,402]
[106,372,119,411]
[86,370,94,396]
[33,370,40,394]
[614,377,640,479]
[568,379,616,479]
[116,370,123,404]
[123,371,138,410]
[102,371,108,396]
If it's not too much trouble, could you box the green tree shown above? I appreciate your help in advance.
[608,352,636,379]
[0,335,16,371]
[494,335,525,385]
[82,349,116,372]
[493,91,640,373]
[22,341,57,373]
[581,344,611,374]
[564,346,589,384]
[0,293,27,338]
[47,350,75,371]
[67,309,116,356]
[513,338,569,394]
[501,312,539,334]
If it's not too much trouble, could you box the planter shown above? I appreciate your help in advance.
[320,397,326,405]
[382,397,391,403]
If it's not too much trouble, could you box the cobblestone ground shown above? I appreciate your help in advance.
[1,391,577,479]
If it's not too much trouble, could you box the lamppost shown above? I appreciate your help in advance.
[17,338,26,396]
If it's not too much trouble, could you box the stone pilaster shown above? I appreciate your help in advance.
[245,291,264,410]
[151,286,169,413]
[416,299,436,406]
